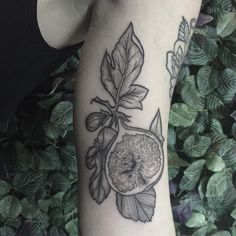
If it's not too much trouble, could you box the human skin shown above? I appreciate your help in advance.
[74,1,202,235]
[37,0,94,49]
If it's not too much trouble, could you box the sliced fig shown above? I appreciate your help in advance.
[106,120,164,195]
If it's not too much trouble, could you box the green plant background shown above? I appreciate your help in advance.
[0,0,236,235]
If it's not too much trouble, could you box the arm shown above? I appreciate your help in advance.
[74,1,202,235]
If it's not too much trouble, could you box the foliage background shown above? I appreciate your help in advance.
[0,0,236,235]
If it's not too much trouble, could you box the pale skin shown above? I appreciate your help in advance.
[37,0,202,235]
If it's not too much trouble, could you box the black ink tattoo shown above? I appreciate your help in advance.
[85,23,165,222]
[166,17,196,99]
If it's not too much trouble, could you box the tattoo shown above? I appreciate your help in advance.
[166,17,196,100]
[85,23,165,222]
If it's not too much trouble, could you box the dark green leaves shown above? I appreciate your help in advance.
[13,171,45,197]
[169,103,197,127]
[186,29,218,65]
[217,12,236,37]
[50,101,73,127]
[197,66,219,96]
[117,188,156,222]
[0,196,22,219]
[183,135,211,158]
[180,160,205,191]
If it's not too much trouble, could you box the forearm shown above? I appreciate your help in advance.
[74,1,201,235]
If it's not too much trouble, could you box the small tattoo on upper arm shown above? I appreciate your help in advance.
[166,17,196,99]
[85,23,165,222]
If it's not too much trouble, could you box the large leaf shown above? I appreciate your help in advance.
[0,226,15,236]
[21,198,38,218]
[50,101,73,127]
[218,43,236,71]
[117,188,156,222]
[186,29,218,65]
[207,0,233,19]
[185,213,207,228]
[30,211,49,233]
[183,135,211,158]
[217,12,236,37]
[0,179,10,196]
[0,195,22,219]
[217,69,236,102]
[60,144,77,172]
[169,103,197,127]
[180,76,205,110]
[196,66,219,96]
[48,173,71,193]
[38,146,62,171]
[13,171,45,197]
[206,169,231,198]
[180,160,206,191]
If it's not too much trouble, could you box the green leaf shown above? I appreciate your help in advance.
[0,179,10,196]
[209,118,223,134]
[48,173,71,193]
[218,43,236,72]
[169,103,197,127]
[21,198,38,218]
[14,141,33,171]
[65,218,78,236]
[206,91,229,117]
[211,231,231,236]
[49,208,64,226]
[217,69,236,102]
[0,195,22,219]
[62,182,78,215]
[31,211,49,233]
[197,66,219,96]
[38,146,62,171]
[192,224,217,236]
[183,135,211,158]
[0,226,15,236]
[167,125,176,147]
[180,76,205,110]
[13,171,45,196]
[38,199,49,213]
[49,226,68,236]
[50,101,73,127]
[207,0,233,19]
[185,213,207,228]
[168,151,189,180]
[60,144,77,172]
[186,29,218,65]
[231,208,236,220]
[206,153,225,172]
[217,12,236,37]
[206,169,230,197]
[180,159,205,191]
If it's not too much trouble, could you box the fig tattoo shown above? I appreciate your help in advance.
[106,120,164,196]
[85,23,164,222]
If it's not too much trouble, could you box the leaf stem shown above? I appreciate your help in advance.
[91,97,114,114]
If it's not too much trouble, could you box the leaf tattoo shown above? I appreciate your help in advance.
[85,23,165,222]
[166,17,197,100]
